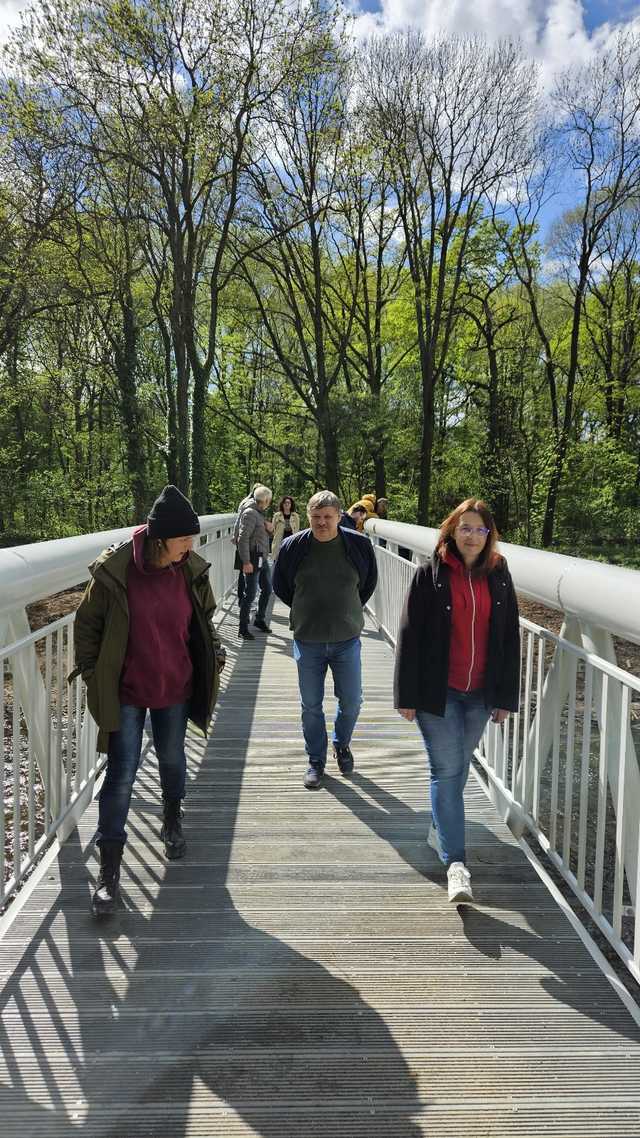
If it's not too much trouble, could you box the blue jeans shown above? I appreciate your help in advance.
[239,558,272,632]
[293,638,362,768]
[416,689,490,867]
[97,702,189,847]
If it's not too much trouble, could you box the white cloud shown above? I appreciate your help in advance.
[350,0,640,86]
[0,0,27,45]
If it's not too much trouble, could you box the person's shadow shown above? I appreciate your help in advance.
[0,607,423,1137]
[323,771,640,1046]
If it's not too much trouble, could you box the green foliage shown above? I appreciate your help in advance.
[1,2,639,571]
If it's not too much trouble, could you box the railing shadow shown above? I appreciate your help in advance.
[324,772,640,1046]
[0,608,423,1135]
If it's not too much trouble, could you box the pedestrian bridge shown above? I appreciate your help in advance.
[1,516,640,1135]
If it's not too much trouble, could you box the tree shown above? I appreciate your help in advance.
[362,31,536,522]
[500,30,640,544]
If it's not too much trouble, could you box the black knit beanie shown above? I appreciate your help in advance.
[147,485,200,538]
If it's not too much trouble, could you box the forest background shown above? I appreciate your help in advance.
[1,0,640,564]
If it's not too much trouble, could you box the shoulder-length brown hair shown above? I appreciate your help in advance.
[278,495,296,514]
[436,498,501,578]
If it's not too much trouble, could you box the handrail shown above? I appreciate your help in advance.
[366,518,640,646]
[0,513,237,913]
[0,514,236,617]
[365,521,640,984]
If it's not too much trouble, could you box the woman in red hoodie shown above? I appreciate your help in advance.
[393,499,520,903]
[73,485,226,917]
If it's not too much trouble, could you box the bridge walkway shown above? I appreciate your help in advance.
[1,600,639,1136]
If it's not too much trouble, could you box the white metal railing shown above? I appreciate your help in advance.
[0,515,236,910]
[366,518,640,984]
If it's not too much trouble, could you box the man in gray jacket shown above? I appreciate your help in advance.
[237,484,273,640]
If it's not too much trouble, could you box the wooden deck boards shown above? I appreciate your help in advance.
[1,599,640,1137]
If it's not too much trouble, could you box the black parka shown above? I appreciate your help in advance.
[393,554,521,716]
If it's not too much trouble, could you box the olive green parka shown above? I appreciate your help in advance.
[71,540,223,752]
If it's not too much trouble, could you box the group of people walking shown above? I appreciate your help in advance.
[73,484,520,917]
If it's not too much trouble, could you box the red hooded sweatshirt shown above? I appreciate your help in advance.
[119,525,194,709]
[442,547,492,693]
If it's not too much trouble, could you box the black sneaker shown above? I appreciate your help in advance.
[238,629,255,640]
[333,744,354,776]
[303,764,324,790]
[253,619,271,633]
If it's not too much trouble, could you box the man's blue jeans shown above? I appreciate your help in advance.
[416,689,490,868]
[293,637,362,768]
[97,702,189,847]
[239,558,272,632]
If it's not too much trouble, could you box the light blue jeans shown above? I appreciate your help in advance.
[416,689,490,868]
[293,637,362,768]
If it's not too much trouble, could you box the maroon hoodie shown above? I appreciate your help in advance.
[119,525,194,709]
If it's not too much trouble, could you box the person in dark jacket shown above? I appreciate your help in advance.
[394,497,520,903]
[339,509,358,530]
[72,485,226,917]
[273,490,378,789]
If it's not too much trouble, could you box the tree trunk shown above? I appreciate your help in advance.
[373,445,386,500]
[115,299,146,521]
[417,333,435,525]
[191,357,209,514]
[320,417,340,492]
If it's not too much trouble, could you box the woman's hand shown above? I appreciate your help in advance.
[242,562,254,574]
[491,708,509,725]
[398,708,416,722]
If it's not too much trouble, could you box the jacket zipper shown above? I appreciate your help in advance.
[466,573,476,691]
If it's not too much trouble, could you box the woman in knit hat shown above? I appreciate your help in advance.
[72,485,226,917]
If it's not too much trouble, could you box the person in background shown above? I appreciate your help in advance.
[273,490,377,789]
[347,504,368,532]
[71,485,226,917]
[237,484,273,639]
[271,495,300,558]
[349,493,377,523]
[339,508,358,530]
[233,484,261,606]
[393,497,520,904]
[374,497,389,547]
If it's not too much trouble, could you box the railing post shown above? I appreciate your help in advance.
[0,608,61,821]
[509,616,581,835]
[580,622,639,908]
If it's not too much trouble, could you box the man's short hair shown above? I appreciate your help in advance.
[253,484,272,504]
[307,490,341,513]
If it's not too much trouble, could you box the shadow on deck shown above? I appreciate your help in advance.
[1,601,639,1137]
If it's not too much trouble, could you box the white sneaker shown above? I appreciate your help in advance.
[447,861,473,903]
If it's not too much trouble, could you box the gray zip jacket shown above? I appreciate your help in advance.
[233,494,255,543]
[237,499,270,564]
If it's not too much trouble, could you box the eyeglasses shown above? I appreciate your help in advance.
[457,524,490,537]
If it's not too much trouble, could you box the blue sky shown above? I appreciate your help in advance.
[2,0,639,236]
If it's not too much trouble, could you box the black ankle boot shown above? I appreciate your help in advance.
[92,841,123,918]
[161,796,187,859]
